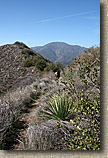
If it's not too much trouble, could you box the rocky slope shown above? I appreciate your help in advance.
[32,42,88,65]
[0,42,50,95]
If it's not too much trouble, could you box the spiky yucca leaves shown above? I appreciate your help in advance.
[42,93,73,121]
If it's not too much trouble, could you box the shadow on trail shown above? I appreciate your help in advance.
[2,120,27,150]
[3,100,39,150]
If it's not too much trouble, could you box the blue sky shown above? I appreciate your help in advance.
[0,0,100,48]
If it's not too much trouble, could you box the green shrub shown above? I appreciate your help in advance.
[60,46,100,150]
[35,59,47,71]
[44,63,56,72]
[44,62,63,74]
[33,56,42,62]
[22,54,46,68]
[14,41,29,49]
[21,48,35,56]
[62,91,100,150]
[44,66,51,72]
[41,93,73,121]
[22,57,33,67]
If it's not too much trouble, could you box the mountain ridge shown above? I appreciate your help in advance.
[0,42,50,95]
[32,42,88,65]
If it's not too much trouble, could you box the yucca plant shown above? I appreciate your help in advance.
[42,93,73,121]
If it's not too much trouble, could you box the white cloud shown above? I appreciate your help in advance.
[34,10,98,24]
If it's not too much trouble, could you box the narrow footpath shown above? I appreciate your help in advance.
[11,75,64,150]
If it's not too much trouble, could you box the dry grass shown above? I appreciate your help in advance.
[0,80,38,149]
[22,119,75,150]
[0,73,61,149]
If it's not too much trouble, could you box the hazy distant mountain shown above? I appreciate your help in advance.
[32,42,88,65]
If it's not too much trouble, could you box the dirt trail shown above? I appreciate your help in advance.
[13,99,43,149]
[12,76,64,150]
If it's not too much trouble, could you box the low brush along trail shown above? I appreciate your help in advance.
[4,76,63,150]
